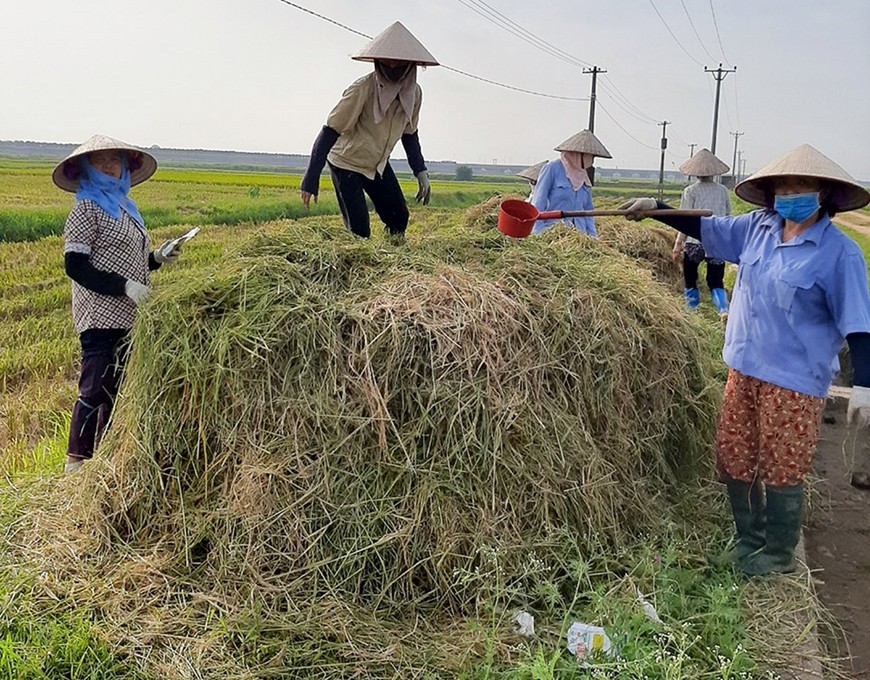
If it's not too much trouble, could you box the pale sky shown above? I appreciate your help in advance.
[2,0,869,179]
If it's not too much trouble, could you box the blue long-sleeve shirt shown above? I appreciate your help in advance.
[529,159,596,237]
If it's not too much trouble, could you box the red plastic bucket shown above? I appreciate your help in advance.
[497,199,539,238]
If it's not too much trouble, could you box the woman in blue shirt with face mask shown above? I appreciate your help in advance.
[619,144,870,576]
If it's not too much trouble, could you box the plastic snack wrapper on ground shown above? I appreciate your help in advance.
[513,610,535,637]
[636,587,663,623]
[566,622,614,664]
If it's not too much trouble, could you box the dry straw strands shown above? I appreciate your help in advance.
[19,220,721,676]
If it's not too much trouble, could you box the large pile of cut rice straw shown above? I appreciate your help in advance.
[464,196,682,289]
[25,220,721,676]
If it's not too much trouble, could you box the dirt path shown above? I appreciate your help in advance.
[833,211,870,238]
[805,398,870,679]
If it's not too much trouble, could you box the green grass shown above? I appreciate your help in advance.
[0,164,529,242]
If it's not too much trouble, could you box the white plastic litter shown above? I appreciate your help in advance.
[636,587,663,623]
[566,622,613,664]
[513,610,535,637]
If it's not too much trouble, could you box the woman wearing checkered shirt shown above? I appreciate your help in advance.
[53,135,184,473]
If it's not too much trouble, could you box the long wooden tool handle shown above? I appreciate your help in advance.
[538,209,713,219]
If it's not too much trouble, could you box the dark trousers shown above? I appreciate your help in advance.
[67,328,130,460]
[328,161,409,238]
[683,255,725,291]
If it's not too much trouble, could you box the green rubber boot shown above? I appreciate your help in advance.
[726,479,766,564]
[741,484,804,576]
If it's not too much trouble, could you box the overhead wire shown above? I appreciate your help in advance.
[709,0,732,66]
[441,65,587,101]
[678,0,718,62]
[274,0,586,101]
[596,100,659,151]
[647,0,705,67]
[277,0,682,155]
[733,72,742,129]
[454,0,671,136]
[457,0,593,68]
[598,78,659,125]
[274,0,370,38]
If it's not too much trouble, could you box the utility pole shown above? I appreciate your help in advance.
[740,155,747,183]
[705,63,737,154]
[583,65,606,186]
[583,65,606,133]
[689,143,697,157]
[729,131,744,187]
[657,121,670,199]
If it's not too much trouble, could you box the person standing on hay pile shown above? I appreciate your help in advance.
[529,129,611,237]
[672,149,732,316]
[619,144,870,576]
[516,160,547,200]
[300,21,438,244]
[54,135,184,474]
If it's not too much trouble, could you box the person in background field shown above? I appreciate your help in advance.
[54,135,183,473]
[300,22,438,244]
[516,160,547,200]
[619,144,870,576]
[672,149,732,315]
[530,129,611,237]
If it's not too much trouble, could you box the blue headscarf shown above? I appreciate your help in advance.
[75,155,145,227]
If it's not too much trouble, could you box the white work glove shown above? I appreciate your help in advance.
[154,240,182,265]
[124,279,151,305]
[848,385,870,430]
[415,170,431,206]
[618,197,658,221]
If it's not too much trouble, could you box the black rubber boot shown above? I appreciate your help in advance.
[741,483,804,576]
[725,479,766,564]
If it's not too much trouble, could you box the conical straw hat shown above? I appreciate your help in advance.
[554,130,612,158]
[516,160,547,182]
[679,148,729,177]
[736,144,870,211]
[352,21,439,66]
[52,134,157,192]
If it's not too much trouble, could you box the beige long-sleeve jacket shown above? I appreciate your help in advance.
[326,73,422,180]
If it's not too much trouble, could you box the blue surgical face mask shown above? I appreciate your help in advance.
[774,192,821,222]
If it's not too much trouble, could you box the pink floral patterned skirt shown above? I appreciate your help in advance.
[715,369,825,487]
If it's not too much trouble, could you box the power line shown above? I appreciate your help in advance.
[460,0,593,68]
[274,0,370,38]
[441,65,587,101]
[647,0,705,67]
[668,127,691,147]
[598,88,657,126]
[455,0,670,135]
[709,0,732,66]
[678,0,718,62]
[274,0,587,101]
[732,72,742,129]
[454,0,590,69]
[722,88,734,131]
[596,100,659,150]
[598,78,659,124]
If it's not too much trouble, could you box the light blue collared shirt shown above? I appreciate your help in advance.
[529,159,596,237]
[701,209,870,397]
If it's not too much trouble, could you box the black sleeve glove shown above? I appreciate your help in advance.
[652,201,702,240]
[148,252,161,271]
[64,252,127,296]
[401,131,427,176]
[847,332,870,388]
[300,126,340,196]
